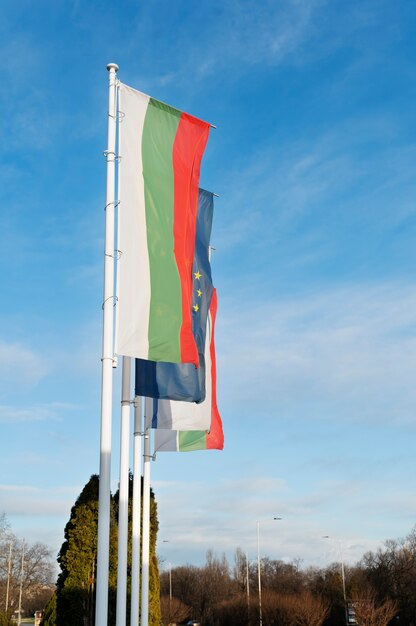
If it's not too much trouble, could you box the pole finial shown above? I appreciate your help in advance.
[107,62,119,73]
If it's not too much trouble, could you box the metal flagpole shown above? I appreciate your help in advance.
[96,61,119,626]
[17,542,24,626]
[116,356,131,626]
[130,396,143,626]
[5,541,12,612]
[257,522,262,626]
[339,541,348,626]
[246,551,250,620]
[141,403,152,626]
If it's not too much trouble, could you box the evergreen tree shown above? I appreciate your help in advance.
[52,473,160,626]
[148,489,160,626]
[55,475,118,626]
[40,592,57,626]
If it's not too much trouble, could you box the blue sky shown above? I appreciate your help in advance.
[1,0,416,572]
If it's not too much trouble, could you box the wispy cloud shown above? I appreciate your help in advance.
[194,0,323,76]
[0,341,48,395]
[0,483,80,518]
[0,402,77,423]
[154,472,403,566]
[125,0,326,89]
[217,281,416,425]
[215,112,416,265]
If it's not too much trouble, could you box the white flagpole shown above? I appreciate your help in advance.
[130,395,143,626]
[96,61,119,626]
[141,403,152,626]
[116,356,131,626]
[17,541,24,626]
[5,541,12,612]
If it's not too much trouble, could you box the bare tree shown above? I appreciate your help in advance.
[261,591,295,626]
[352,588,397,626]
[291,591,330,626]
[260,591,329,626]
[0,516,54,617]
[160,594,190,625]
[233,547,248,594]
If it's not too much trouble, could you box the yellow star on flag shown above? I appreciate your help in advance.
[194,271,202,280]
[197,289,203,297]
[193,304,199,312]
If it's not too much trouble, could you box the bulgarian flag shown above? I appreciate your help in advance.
[153,405,223,452]
[153,401,223,452]
[153,290,224,452]
[115,82,210,364]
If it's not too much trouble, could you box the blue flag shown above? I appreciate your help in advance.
[135,189,214,402]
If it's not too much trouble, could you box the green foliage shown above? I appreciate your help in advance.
[54,473,160,626]
[40,592,57,626]
[0,610,13,626]
[55,475,118,626]
[56,475,103,626]
[149,492,161,626]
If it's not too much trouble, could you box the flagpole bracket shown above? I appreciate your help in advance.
[102,295,118,310]
[105,249,122,260]
[103,150,121,162]
[101,355,118,368]
[108,110,124,122]
[104,200,120,211]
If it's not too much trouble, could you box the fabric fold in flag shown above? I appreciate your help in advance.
[146,289,220,432]
[135,189,214,403]
[152,290,223,450]
[115,82,211,365]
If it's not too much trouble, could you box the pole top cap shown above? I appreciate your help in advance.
[107,63,119,72]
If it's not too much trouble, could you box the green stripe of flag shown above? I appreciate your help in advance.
[178,430,207,451]
[142,99,182,361]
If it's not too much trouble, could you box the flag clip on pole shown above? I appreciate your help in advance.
[116,356,131,626]
[131,395,143,626]
[96,62,119,626]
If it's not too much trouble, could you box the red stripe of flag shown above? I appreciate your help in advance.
[206,290,224,450]
[172,113,210,366]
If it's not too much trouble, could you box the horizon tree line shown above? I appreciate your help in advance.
[2,481,416,625]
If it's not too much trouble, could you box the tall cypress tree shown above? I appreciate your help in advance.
[148,490,161,626]
[52,473,160,626]
[55,475,118,626]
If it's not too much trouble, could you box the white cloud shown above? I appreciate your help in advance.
[0,484,78,557]
[137,0,325,87]
[0,484,79,519]
[0,402,79,423]
[0,485,39,493]
[0,341,48,395]
[201,0,322,71]
[154,471,405,567]
[217,281,416,425]
[215,111,416,264]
